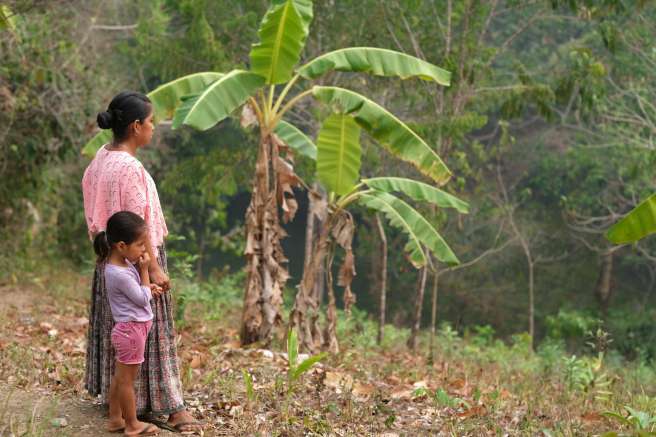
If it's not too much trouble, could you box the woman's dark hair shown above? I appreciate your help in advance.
[97,91,152,142]
[93,211,147,263]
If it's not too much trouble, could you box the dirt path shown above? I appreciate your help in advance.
[1,384,178,437]
[0,282,182,437]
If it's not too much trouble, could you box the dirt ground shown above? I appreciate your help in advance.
[0,283,181,437]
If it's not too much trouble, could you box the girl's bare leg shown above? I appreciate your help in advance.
[114,362,158,435]
[107,371,125,431]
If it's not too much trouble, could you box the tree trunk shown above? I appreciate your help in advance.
[407,266,428,351]
[429,271,438,363]
[324,244,339,354]
[303,191,315,272]
[595,251,614,318]
[310,183,327,306]
[240,133,287,346]
[375,214,387,346]
[528,260,535,350]
[289,220,331,354]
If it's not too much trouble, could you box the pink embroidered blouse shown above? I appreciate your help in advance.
[82,146,168,255]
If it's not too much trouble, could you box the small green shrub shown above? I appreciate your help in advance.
[546,309,600,353]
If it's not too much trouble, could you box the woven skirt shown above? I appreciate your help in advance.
[84,246,185,415]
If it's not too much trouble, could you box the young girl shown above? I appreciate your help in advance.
[94,211,161,436]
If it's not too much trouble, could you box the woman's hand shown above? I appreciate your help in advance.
[149,283,164,298]
[150,264,170,291]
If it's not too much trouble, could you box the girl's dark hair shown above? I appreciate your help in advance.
[93,211,147,263]
[96,91,152,142]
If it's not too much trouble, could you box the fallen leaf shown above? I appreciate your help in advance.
[324,371,353,391]
[352,382,376,401]
[390,387,413,400]
[581,411,602,422]
[190,355,203,369]
[240,103,257,128]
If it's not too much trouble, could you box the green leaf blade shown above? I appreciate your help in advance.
[317,113,362,195]
[287,329,299,369]
[292,352,327,380]
[172,70,264,131]
[274,120,317,160]
[359,191,459,266]
[363,177,469,213]
[607,193,656,244]
[312,86,451,185]
[249,0,313,84]
[149,72,224,122]
[298,47,451,85]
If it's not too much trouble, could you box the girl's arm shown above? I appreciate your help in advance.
[138,252,151,287]
[115,270,152,309]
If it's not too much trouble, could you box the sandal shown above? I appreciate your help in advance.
[147,418,204,434]
[124,423,160,436]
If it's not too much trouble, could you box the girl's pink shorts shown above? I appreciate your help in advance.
[111,320,152,365]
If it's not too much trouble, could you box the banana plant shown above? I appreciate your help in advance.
[290,114,469,353]
[157,0,452,346]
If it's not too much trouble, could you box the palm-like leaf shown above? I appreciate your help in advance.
[172,70,264,130]
[312,86,451,185]
[272,0,312,31]
[249,0,313,84]
[363,177,469,213]
[316,114,361,195]
[358,191,459,266]
[81,72,223,157]
[274,120,317,160]
[292,352,327,380]
[298,47,450,85]
[607,193,656,244]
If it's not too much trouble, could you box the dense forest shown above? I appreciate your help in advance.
[2,1,656,435]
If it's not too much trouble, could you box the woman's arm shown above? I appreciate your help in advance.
[143,231,170,291]
[121,160,170,291]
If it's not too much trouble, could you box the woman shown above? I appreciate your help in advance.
[82,91,202,433]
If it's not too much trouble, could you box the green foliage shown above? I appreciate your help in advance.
[362,177,469,213]
[606,309,656,362]
[562,353,613,401]
[297,47,451,85]
[312,86,451,185]
[607,194,656,244]
[242,369,256,403]
[316,113,361,195]
[469,324,496,348]
[546,309,600,350]
[174,270,245,323]
[171,70,265,130]
[603,405,656,434]
[249,0,312,84]
[358,191,459,266]
[432,388,468,409]
[285,329,326,392]
[274,120,317,160]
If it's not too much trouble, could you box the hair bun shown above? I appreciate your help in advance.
[97,111,113,129]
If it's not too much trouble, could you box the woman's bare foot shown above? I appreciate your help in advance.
[167,409,203,433]
[107,417,126,433]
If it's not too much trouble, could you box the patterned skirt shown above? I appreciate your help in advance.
[84,247,185,415]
